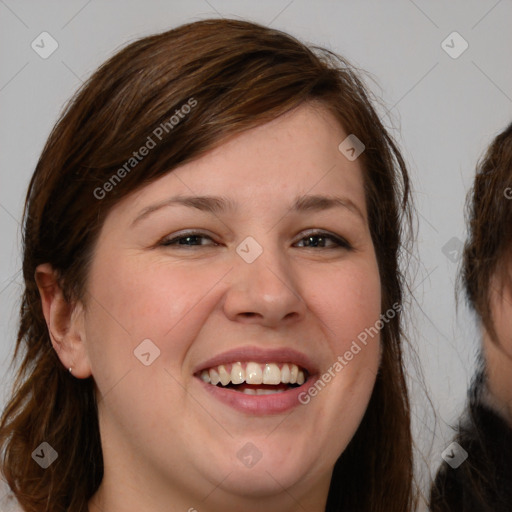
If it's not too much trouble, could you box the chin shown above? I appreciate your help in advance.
[200,445,317,498]
[218,464,308,498]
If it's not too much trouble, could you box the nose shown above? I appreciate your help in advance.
[222,241,307,328]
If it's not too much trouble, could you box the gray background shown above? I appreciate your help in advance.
[1,1,511,509]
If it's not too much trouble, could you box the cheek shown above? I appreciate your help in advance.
[293,260,382,459]
[83,254,225,386]
[493,300,512,354]
[489,276,512,354]
[304,258,382,405]
[309,259,381,353]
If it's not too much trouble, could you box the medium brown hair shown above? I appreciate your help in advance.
[0,18,415,511]
[462,122,512,342]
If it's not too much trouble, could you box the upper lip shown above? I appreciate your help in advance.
[193,346,318,375]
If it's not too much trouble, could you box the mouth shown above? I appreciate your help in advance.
[193,347,317,414]
[197,362,309,395]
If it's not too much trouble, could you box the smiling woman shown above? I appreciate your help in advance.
[0,18,416,512]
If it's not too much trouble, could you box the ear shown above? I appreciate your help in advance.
[35,263,92,378]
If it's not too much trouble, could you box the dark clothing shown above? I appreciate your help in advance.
[430,376,512,511]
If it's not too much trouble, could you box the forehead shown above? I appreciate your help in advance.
[110,102,367,223]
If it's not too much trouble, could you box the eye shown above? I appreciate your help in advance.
[294,230,351,250]
[159,230,352,250]
[160,231,217,247]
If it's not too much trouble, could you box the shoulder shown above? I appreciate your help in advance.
[429,400,512,511]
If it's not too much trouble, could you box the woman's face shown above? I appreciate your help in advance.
[81,103,382,510]
[483,260,512,423]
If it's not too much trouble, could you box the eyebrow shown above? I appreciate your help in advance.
[131,193,365,226]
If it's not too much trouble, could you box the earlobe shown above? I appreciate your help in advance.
[34,263,92,378]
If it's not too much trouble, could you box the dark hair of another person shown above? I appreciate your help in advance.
[462,122,512,343]
[430,123,512,511]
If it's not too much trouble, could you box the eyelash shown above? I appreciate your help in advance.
[159,230,352,250]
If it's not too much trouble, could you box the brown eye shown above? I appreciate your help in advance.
[295,231,351,250]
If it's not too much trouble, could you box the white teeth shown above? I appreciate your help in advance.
[281,363,291,383]
[246,362,263,384]
[231,362,245,384]
[255,388,282,395]
[218,364,231,386]
[209,368,220,385]
[289,364,298,384]
[240,388,281,395]
[201,362,307,387]
[262,363,281,385]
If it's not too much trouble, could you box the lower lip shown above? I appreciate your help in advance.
[197,377,317,414]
